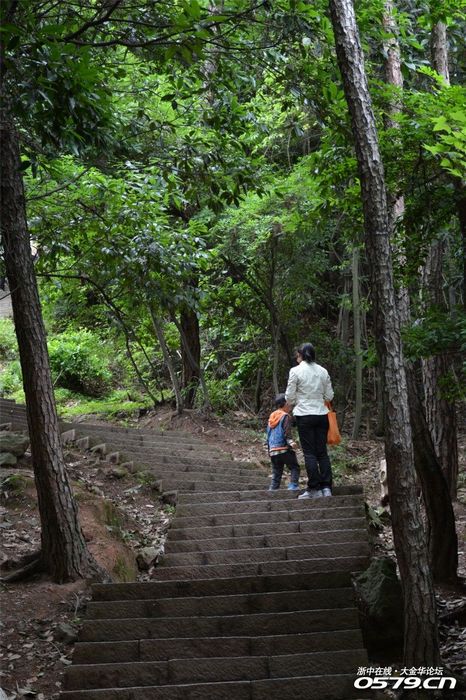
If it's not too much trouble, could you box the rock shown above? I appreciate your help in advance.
[136,546,161,571]
[106,467,128,480]
[161,490,177,507]
[353,556,403,654]
[0,452,17,466]
[0,431,30,457]
[54,622,78,644]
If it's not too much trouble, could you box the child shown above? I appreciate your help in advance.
[266,394,300,491]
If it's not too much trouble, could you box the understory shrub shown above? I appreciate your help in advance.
[48,328,112,397]
[0,319,18,361]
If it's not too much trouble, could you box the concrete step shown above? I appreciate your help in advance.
[73,627,364,664]
[175,484,363,504]
[169,504,364,530]
[174,493,363,517]
[79,606,360,642]
[140,470,265,485]
[61,421,199,441]
[60,673,363,699]
[83,439,222,461]
[86,587,355,620]
[60,425,209,447]
[168,516,367,541]
[64,649,367,691]
[156,480,268,493]
[164,528,367,553]
[126,455,258,470]
[92,570,354,601]
[160,541,369,568]
[140,463,259,478]
[152,555,368,581]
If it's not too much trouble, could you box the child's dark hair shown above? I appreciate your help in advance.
[274,393,287,408]
[297,342,316,363]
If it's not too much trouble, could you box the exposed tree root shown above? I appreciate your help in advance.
[0,550,44,582]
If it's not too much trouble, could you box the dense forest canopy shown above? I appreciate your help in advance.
[1,0,464,420]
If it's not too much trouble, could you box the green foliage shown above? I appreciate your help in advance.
[48,328,112,396]
[55,389,153,419]
[0,359,23,398]
[3,0,465,420]
[202,378,243,414]
[0,319,23,399]
[403,308,466,360]
[0,319,18,361]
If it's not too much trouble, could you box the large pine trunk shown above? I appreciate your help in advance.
[382,0,458,582]
[420,23,459,500]
[0,107,104,583]
[421,242,459,500]
[329,0,440,665]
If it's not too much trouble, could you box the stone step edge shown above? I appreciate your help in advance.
[72,628,365,662]
[64,649,367,689]
[91,569,355,600]
[86,585,355,613]
[169,504,364,528]
[164,527,367,552]
[59,673,363,699]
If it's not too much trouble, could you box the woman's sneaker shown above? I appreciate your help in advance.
[321,487,332,497]
[298,488,323,499]
[287,483,300,491]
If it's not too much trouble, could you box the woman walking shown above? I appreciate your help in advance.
[285,342,334,499]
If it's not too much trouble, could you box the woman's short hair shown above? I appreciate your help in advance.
[298,342,315,363]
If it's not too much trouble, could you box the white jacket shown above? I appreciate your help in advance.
[285,361,334,416]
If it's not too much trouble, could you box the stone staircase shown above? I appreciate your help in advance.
[0,399,370,699]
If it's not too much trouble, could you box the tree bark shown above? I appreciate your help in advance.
[149,308,183,414]
[179,305,201,408]
[406,366,458,582]
[329,0,440,665]
[382,0,458,580]
[421,18,459,500]
[0,106,105,583]
[173,312,211,410]
[421,242,459,500]
[431,20,450,84]
[351,247,363,438]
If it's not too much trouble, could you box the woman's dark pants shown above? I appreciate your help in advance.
[295,414,332,490]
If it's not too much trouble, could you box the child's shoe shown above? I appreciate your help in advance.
[268,486,279,491]
[321,487,332,497]
[287,483,300,491]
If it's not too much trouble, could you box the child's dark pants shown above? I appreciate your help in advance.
[270,450,300,489]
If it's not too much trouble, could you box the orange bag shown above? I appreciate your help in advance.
[325,401,341,445]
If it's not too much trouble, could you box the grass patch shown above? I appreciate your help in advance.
[0,472,32,497]
[113,554,137,582]
[328,440,369,483]
[54,388,154,420]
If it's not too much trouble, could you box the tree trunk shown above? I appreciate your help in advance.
[351,247,363,438]
[382,0,458,580]
[421,241,459,499]
[180,305,201,408]
[406,366,458,582]
[329,0,440,665]
[431,20,450,83]
[0,106,104,584]
[421,26,459,500]
[149,308,183,414]
[173,312,211,410]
